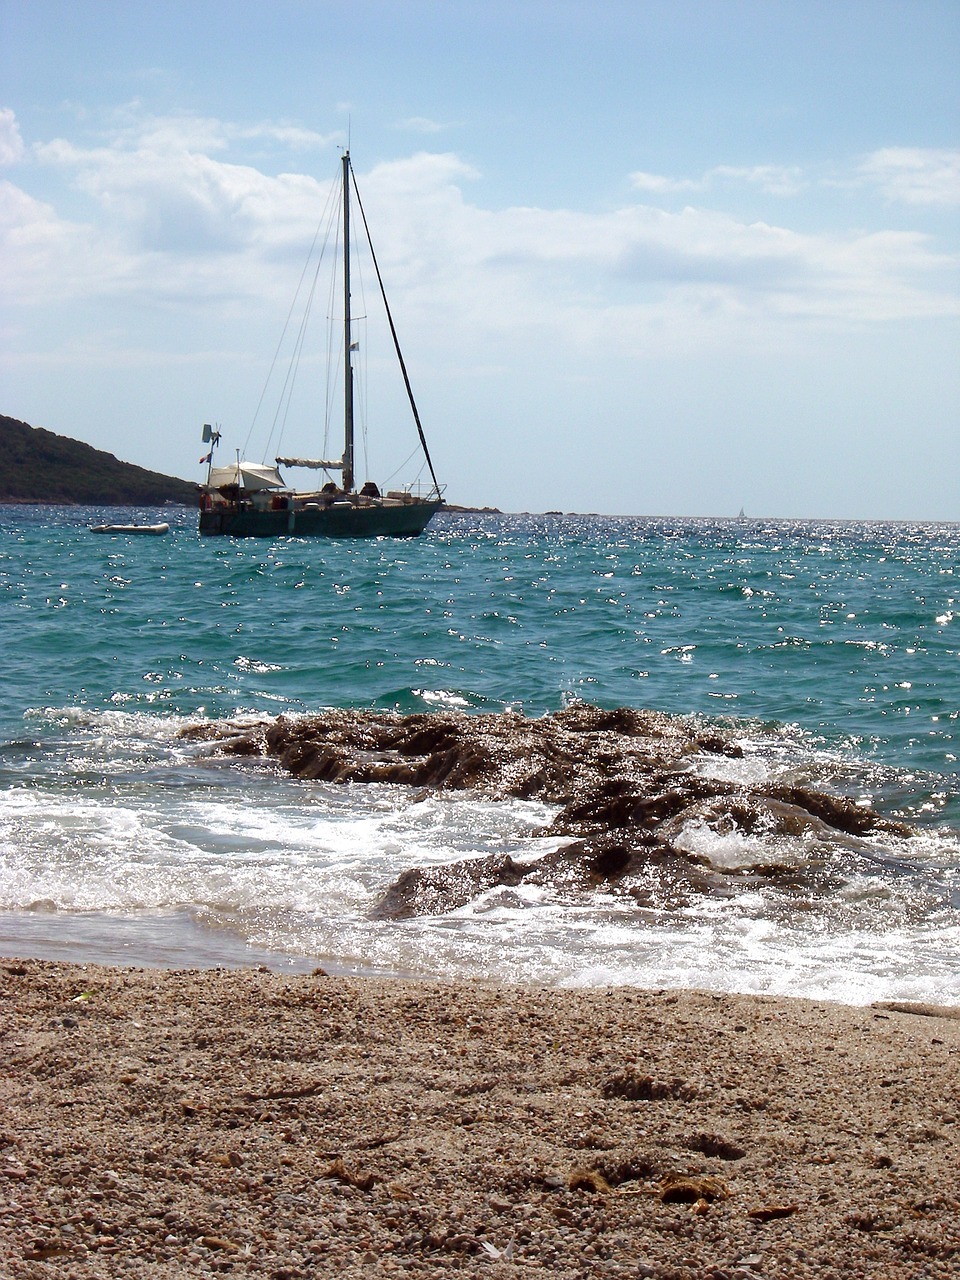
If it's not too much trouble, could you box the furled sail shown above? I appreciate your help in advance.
[274,457,344,470]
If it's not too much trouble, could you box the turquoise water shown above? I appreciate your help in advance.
[0,505,957,1000]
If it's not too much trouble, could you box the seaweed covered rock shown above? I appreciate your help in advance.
[182,704,914,919]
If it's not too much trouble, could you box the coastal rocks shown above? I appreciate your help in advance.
[370,854,530,920]
[183,702,729,803]
[369,838,730,920]
[183,703,914,918]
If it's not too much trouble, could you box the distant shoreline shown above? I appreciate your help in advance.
[0,497,195,507]
[3,495,958,525]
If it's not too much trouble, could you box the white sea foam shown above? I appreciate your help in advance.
[691,753,772,786]
[2,685,958,1003]
[668,817,814,870]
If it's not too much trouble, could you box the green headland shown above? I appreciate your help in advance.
[1,415,196,505]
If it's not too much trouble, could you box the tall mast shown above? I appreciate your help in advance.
[341,150,355,492]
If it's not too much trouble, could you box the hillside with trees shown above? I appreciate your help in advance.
[0,415,197,505]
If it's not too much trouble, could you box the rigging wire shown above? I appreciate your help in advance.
[321,215,341,469]
[381,444,428,491]
[351,228,370,484]
[266,263,320,460]
[349,160,442,496]
[268,189,341,462]
[243,174,340,462]
[235,152,440,498]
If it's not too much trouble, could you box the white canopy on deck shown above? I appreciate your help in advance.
[208,462,287,491]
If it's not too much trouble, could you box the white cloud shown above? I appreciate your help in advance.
[108,108,232,155]
[235,123,339,150]
[631,163,804,198]
[466,203,957,334]
[395,117,448,135]
[3,113,957,368]
[0,179,124,303]
[32,114,332,268]
[859,147,960,206]
[0,108,25,166]
[709,164,805,197]
[630,170,703,195]
[59,108,338,160]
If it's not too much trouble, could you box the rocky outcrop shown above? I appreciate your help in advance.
[182,704,912,918]
[183,703,741,801]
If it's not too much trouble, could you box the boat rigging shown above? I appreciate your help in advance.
[198,150,444,538]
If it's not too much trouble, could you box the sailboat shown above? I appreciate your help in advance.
[198,151,444,538]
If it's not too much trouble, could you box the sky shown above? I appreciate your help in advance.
[1,0,958,519]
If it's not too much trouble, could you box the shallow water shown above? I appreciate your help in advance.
[1,505,957,1002]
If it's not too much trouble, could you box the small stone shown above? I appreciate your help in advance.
[746,1204,798,1222]
[200,1235,240,1253]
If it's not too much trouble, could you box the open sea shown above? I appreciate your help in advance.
[1,504,957,1005]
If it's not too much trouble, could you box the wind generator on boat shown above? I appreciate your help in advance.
[198,150,444,538]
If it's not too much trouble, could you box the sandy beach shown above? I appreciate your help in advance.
[1,961,958,1278]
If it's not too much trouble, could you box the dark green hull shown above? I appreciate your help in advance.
[198,499,442,538]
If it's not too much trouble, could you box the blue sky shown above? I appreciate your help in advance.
[2,0,958,517]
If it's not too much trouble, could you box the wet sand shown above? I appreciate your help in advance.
[2,961,958,1278]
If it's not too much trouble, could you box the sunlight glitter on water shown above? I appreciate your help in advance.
[1,510,958,998]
